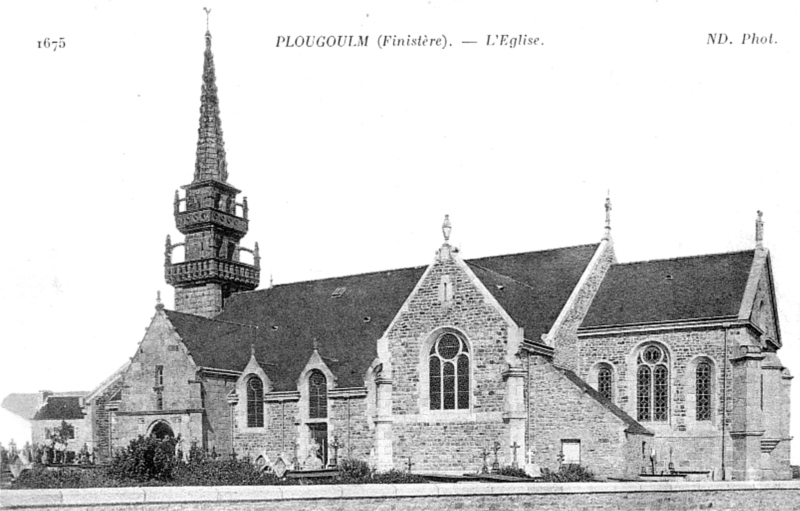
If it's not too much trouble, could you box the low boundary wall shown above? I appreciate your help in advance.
[2,480,800,510]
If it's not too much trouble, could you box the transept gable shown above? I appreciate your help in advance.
[739,251,782,349]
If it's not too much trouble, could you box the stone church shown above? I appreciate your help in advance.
[82,27,792,481]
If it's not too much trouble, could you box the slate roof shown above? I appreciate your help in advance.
[581,250,755,329]
[558,367,652,436]
[167,265,428,391]
[467,244,599,340]
[32,397,85,421]
[166,244,600,391]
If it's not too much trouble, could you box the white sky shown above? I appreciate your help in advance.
[1,1,799,461]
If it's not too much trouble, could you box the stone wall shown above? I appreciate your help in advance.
[527,355,644,479]
[329,397,372,461]
[386,250,516,471]
[577,326,733,474]
[233,400,299,464]
[552,241,614,372]
[175,284,222,318]
[111,311,206,451]
[200,375,237,456]
[89,380,124,462]
[5,481,800,511]
[31,419,92,455]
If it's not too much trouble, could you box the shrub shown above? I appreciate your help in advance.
[371,469,429,484]
[12,466,119,489]
[496,466,530,478]
[336,458,372,482]
[107,435,178,482]
[540,464,596,482]
[172,457,285,486]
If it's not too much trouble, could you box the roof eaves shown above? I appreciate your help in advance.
[578,315,741,336]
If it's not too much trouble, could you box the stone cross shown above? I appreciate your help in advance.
[510,442,520,469]
[406,456,414,473]
[330,436,340,468]
[480,447,490,474]
[492,441,500,473]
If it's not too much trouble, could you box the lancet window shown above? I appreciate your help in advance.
[309,370,328,419]
[246,376,264,428]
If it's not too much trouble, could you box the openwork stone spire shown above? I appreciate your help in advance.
[194,28,228,182]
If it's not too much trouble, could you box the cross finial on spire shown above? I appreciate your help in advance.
[603,191,612,241]
[756,210,764,250]
[203,7,211,32]
[312,338,319,351]
[155,290,164,311]
[442,214,452,243]
[250,343,255,358]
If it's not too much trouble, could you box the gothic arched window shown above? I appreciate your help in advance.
[636,345,669,422]
[696,361,712,421]
[597,365,613,401]
[429,332,470,410]
[246,376,264,428]
[309,370,328,419]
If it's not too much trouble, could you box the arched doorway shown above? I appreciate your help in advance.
[149,421,174,440]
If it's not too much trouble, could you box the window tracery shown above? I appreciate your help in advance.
[429,332,469,410]
[309,370,328,419]
[696,361,711,421]
[636,345,669,422]
[246,376,264,427]
[597,365,613,401]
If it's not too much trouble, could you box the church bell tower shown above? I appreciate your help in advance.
[164,27,260,318]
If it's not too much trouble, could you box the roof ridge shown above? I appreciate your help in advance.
[227,264,429,298]
[165,309,258,329]
[229,243,600,299]
[465,242,600,262]
[614,249,754,267]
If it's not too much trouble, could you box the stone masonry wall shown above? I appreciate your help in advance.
[31,418,92,456]
[578,327,740,475]
[7,482,800,511]
[329,397,372,462]
[90,380,124,462]
[552,241,615,373]
[201,375,237,456]
[175,284,223,319]
[528,355,642,479]
[233,400,299,464]
[387,251,513,472]
[112,311,206,451]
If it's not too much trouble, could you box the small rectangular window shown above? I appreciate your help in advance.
[331,287,347,298]
[561,439,581,465]
[156,389,164,411]
[155,365,164,387]
[168,345,179,352]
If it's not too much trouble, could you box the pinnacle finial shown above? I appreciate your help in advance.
[156,290,164,311]
[204,7,211,32]
[250,343,256,358]
[312,338,320,351]
[442,214,452,243]
[603,191,612,240]
[756,210,764,249]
